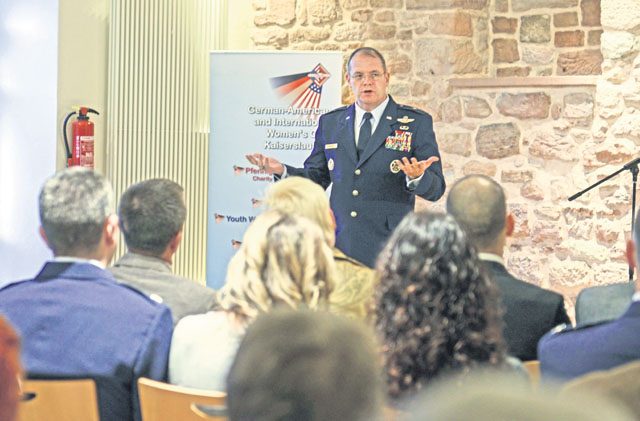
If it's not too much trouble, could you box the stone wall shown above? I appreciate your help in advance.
[248,0,640,319]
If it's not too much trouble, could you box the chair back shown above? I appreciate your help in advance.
[138,377,227,421]
[18,379,99,421]
[523,360,541,389]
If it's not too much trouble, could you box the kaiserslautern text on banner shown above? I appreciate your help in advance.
[206,51,342,288]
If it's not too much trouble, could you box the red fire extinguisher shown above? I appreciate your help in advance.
[62,107,99,168]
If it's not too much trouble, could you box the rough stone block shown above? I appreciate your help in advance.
[513,0,577,12]
[521,181,545,200]
[334,22,365,41]
[476,123,521,159]
[462,160,497,176]
[307,0,338,24]
[252,28,289,47]
[429,12,473,37]
[375,10,395,22]
[492,39,520,63]
[497,66,532,76]
[411,81,431,96]
[555,30,585,47]
[440,132,472,157]
[520,15,551,43]
[497,92,551,119]
[588,29,602,46]
[371,0,403,6]
[351,10,372,22]
[416,39,484,76]
[601,0,640,32]
[290,27,332,43]
[492,16,517,34]
[502,170,534,183]
[529,131,578,161]
[554,12,578,27]
[366,23,396,40]
[557,49,603,75]
[581,0,601,26]
[522,45,555,64]
[342,0,368,9]
[439,97,462,123]
[495,0,509,12]
[407,0,488,10]
[462,96,492,118]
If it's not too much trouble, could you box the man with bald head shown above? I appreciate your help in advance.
[447,175,569,361]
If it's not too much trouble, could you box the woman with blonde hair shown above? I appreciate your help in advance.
[264,176,378,321]
[168,210,336,391]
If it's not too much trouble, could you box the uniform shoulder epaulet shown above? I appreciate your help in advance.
[117,282,165,305]
[397,103,429,116]
[549,319,608,336]
[325,105,349,115]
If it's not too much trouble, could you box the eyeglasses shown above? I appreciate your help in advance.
[350,71,385,82]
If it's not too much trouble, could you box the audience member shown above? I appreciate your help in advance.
[264,176,377,321]
[169,210,336,391]
[0,316,21,421]
[574,281,634,325]
[0,168,173,421]
[538,209,640,380]
[561,360,640,417]
[226,309,383,421]
[376,212,506,403]
[446,174,570,361]
[110,178,217,324]
[407,371,634,421]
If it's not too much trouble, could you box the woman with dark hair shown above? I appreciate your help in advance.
[375,211,506,402]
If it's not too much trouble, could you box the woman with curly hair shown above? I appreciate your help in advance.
[169,210,337,391]
[375,211,506,402]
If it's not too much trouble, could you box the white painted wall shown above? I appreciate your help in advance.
[0,0,58,284]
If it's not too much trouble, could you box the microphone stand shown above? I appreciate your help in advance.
[569,157,640,282]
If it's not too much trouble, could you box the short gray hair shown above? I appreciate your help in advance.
[118,179,186,255]
[39,168,114,255]
[347,47,387,74]
[446,175,506,250]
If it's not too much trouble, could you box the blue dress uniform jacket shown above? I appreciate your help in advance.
[286,97,445,267]
[538,300,640,382]
[0,262,174,421]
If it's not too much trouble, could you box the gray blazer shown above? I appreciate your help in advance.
[575,281,635,325]
[110,252,218,324]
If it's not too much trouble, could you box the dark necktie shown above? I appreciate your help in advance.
[357,112,373,158]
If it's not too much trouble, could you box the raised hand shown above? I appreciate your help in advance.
[245,153,285,176]
[397,156,439,180]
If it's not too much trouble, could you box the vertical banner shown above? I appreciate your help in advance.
[206,51,343,288]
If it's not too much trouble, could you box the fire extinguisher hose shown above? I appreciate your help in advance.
[62,111,77,160]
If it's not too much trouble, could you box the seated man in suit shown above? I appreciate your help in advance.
[0,168,173,421]
[447,175,570,361]
[110,178,217,324]
[538,208,640,381]
[575,281,634,325]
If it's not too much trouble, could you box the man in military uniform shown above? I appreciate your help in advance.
[247,47,445,267]
[538,209,640,381]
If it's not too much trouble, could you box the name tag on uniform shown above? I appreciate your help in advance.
[325,143,338,150]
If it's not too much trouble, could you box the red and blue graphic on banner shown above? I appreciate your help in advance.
[270,63,331,109]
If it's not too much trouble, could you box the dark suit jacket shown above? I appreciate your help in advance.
[482,259,570,361]
[286,97,445,267]
[539,301,640,381]
[0,262,173,421]
[575,282,634,325]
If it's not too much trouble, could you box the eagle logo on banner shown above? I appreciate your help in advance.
[270,63,331,109]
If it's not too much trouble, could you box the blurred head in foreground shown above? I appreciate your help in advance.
[226,309,383,421]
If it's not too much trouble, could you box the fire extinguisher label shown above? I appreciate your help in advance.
[80,137,95,168]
